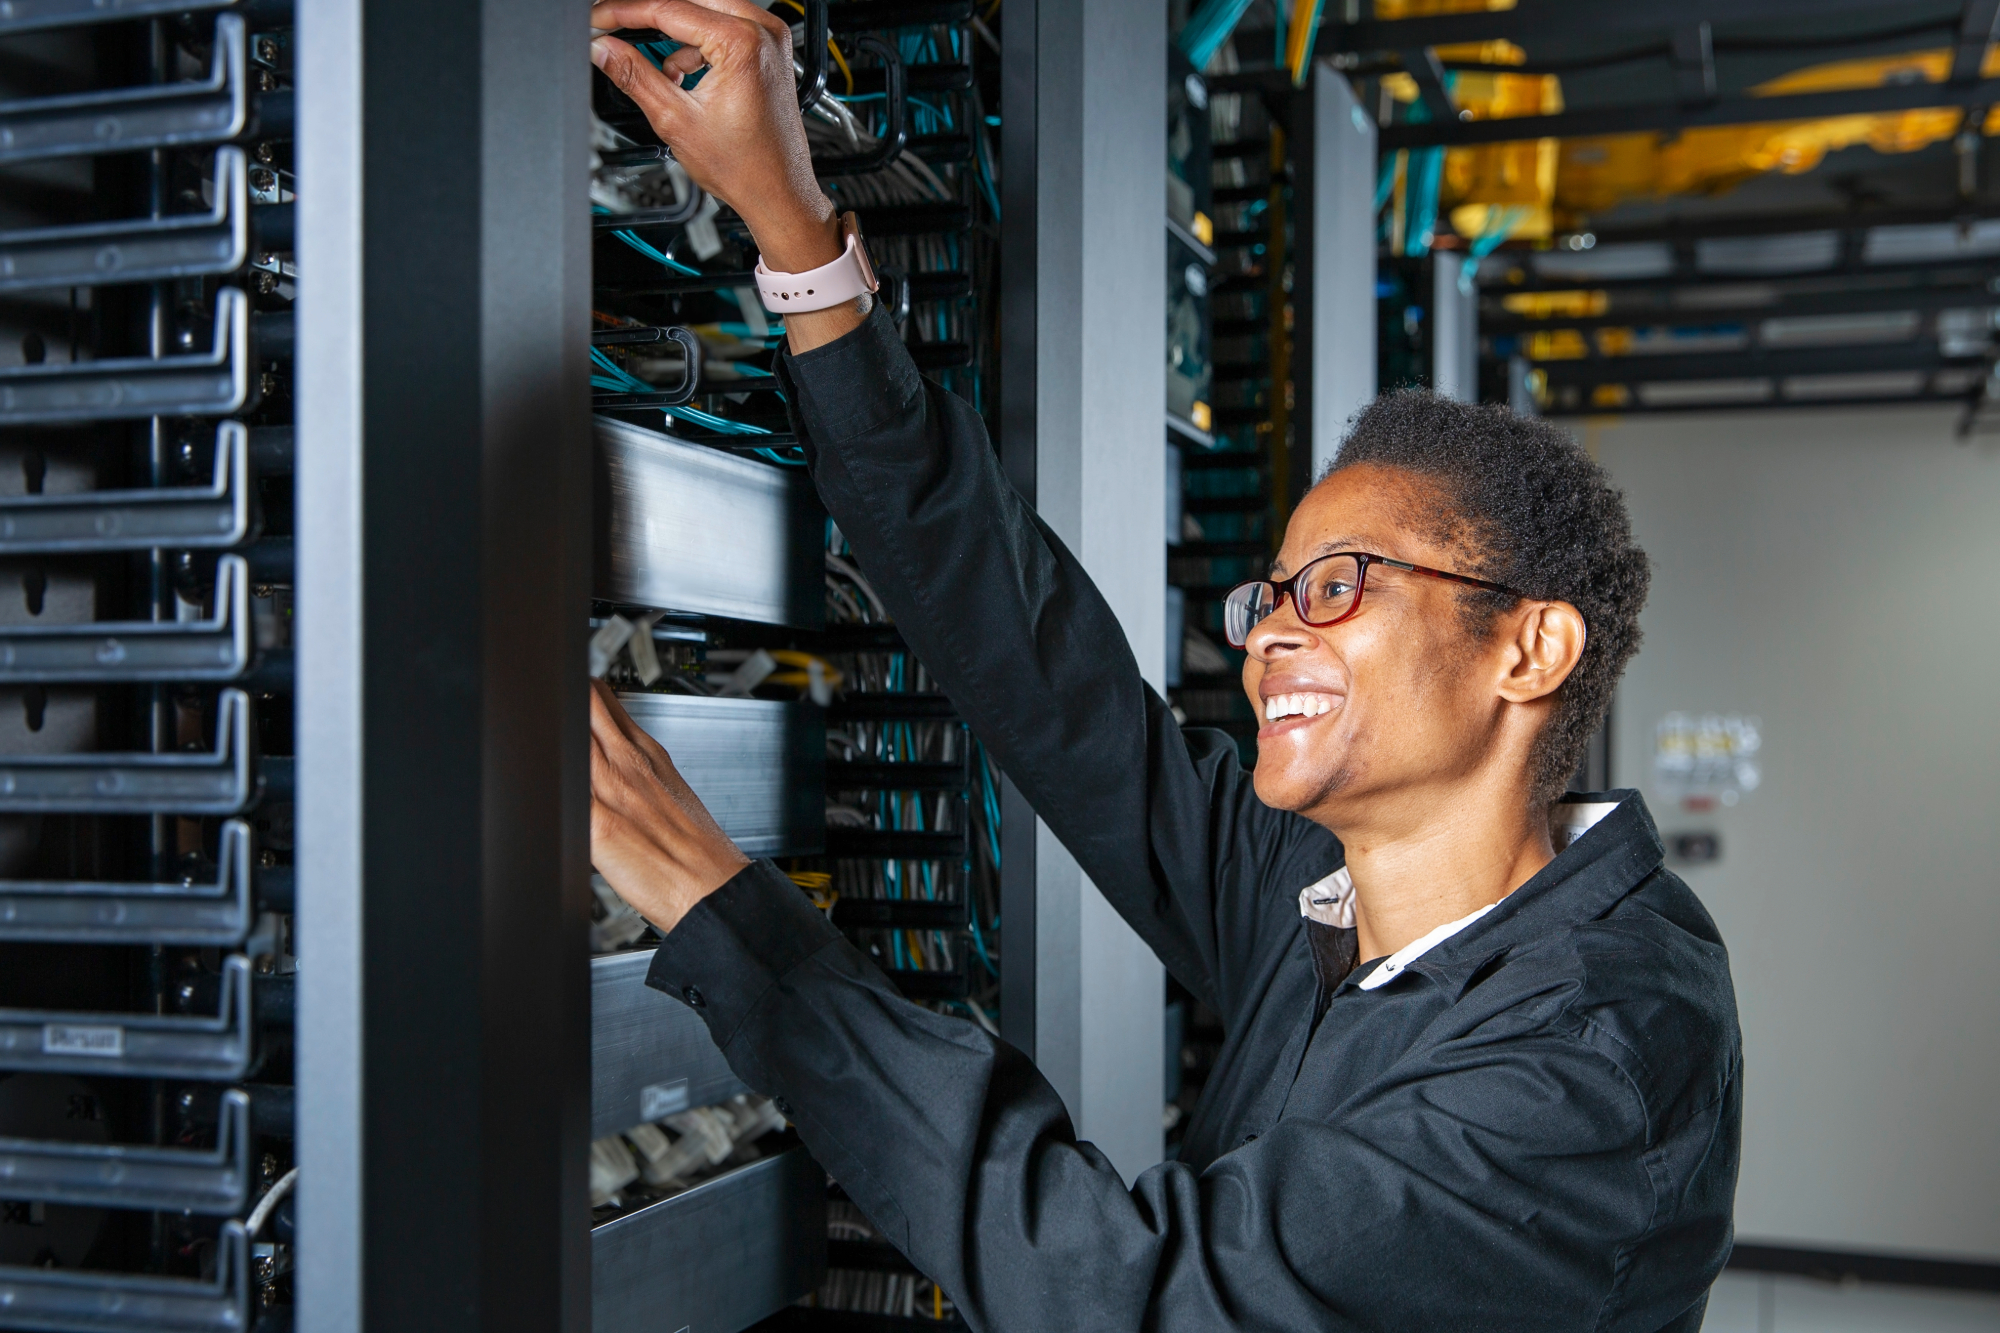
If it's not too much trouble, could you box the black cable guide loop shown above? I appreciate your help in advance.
[593,326,705,409]
[797,0,830,110]
[813,34,907,177]
[876,265,913,326]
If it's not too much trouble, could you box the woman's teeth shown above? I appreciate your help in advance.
[1264,692,1334,722]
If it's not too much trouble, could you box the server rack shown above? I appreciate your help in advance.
[301,0,1011,1324]
[1170,58,1283,763]
[0,4,297,1330]
[583,1,1002,1327]
[0,1,1177,1329]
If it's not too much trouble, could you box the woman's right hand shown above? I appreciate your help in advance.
[587,0,845,276]
[588,679,751,935]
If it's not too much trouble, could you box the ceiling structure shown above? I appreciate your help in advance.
[1230,0,2000,424]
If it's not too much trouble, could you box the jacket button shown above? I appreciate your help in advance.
[681,985,706,1009]
[773,1096,793,1117]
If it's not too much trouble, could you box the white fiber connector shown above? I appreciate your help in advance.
[589,1135,640,1208]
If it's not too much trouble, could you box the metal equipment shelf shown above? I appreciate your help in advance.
[591,948,745,1140]
[592,1146,827,1333]
[617,694,824,859]
[596,414,824,630]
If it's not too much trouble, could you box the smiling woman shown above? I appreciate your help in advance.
[581,4,1739,1328]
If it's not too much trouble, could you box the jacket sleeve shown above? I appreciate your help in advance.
[779,305,1341,1018]
[648,862,1680,1333]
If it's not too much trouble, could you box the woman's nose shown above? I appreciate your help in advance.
[1246,592,1315,661]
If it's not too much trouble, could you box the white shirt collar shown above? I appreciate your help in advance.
[1355,900,1498,989]
[1297,866,1356,928]
[1297,797,1624,991]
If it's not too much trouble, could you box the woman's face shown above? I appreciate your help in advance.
[1242,464,1516,829]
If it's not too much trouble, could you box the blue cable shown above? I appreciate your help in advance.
[610,228,699,275]
[668,403,771,435]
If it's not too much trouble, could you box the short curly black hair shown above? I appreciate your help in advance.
[1323,389,1650,806]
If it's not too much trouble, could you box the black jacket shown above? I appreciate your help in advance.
[646,305,1742,1332]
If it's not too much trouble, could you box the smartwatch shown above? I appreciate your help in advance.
[753,211,879,314]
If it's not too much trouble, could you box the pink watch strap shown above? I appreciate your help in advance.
[754,214,879,314]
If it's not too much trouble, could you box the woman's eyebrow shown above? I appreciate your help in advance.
[1272,538,1369,581]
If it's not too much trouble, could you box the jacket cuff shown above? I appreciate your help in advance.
[779,300,924,445]
[645,860,843,1049]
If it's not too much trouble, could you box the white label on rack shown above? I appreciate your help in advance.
[640,1078,690,1121]
[43,1024,124,1057]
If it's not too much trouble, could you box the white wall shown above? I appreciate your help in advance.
[1594,405,2000,1262]
[1029,0,1167,1185]
[1704,1271,2000,1333]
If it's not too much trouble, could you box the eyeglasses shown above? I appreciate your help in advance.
[1222,551,1525,648]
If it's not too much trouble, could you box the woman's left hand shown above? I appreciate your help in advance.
[589,678,751,932]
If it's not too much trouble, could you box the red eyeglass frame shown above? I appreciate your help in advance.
[1224,551,1526,646]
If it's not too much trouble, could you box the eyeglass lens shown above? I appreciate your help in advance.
[1223,553,1363,647]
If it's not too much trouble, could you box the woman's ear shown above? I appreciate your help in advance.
[1496,600,1586,704]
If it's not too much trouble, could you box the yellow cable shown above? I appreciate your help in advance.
[775,0,854,94]
[1285,0,1323,87]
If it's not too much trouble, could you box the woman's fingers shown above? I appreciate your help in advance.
[658,44,708,83]
[588,0,782,73]
[590,36,700,137]
[591,680,683,786]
